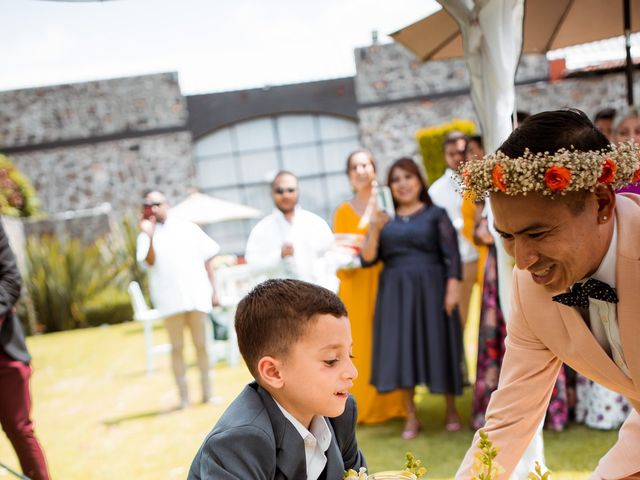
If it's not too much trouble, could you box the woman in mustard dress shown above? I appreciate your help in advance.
[333,148,406,424]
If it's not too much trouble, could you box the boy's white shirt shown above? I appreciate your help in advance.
[274,399,332,480]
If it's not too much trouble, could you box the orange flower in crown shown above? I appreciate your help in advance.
[544,165,572,192]
[455,142,640,198]
[598,158,617,184]
[462,169,472,188]
[491,164,507,192]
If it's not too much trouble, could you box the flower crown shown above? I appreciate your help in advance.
[457,142,640,198]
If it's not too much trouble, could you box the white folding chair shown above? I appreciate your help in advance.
[128,281,172,375]
[213,264,270,366]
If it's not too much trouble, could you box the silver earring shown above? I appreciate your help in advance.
[602,215,608,221]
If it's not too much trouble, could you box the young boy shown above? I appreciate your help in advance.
[188,279,366,480]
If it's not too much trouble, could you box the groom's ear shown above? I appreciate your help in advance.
[257,356,285,389]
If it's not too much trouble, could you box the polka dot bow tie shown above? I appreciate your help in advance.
[552,278,618,309]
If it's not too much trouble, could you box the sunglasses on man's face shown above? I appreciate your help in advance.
[273,187,296,195]
[143,202,163,208]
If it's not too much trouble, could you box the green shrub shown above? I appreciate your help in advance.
[85,287,133,327]
[25,235,128,332]
[0,153,41,217]
[416,119,476,184]
[118,213,149,297]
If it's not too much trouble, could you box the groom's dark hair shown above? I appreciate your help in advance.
[498,109,611,215]
[499,109,610,158]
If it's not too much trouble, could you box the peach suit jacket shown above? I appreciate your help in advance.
[456,194,640,480]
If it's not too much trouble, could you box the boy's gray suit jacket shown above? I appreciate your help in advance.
[188,381,366,480]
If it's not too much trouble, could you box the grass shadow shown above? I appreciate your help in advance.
[103,407,181,426]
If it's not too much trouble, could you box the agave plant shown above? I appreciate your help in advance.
[25,233,128,332]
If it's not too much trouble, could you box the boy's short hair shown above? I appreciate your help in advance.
[235,279,348,379]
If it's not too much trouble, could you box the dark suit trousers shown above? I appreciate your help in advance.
[0,352,50,480]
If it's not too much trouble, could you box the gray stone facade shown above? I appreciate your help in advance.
[354,42,639,176]
[355,43,548,105]
[11,132,194,214]
[0,72,186,147]
[0,72,193,216]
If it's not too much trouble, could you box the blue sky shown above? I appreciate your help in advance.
[2,0,440,94]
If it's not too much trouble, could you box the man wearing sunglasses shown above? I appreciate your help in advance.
[137,190,220,409]
[245,171,336,290]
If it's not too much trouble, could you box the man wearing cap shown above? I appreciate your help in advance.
[456,109,640,479]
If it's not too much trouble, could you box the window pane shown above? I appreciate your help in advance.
[244,184,273,211]
[194,128,234,157]
[204,220,251,256]
[326,172,352,210]
[318,116,358,141]
[321,139,360,173]
[278,115,316,146]
[239,150,280,184]
[298,177,328,220]
[197,156,238,189]
[281,145,322,176]
[235,117,275,150]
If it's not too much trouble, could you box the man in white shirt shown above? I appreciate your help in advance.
[137,190,220,408]
[245,171,336,290]
[429,132,479,328]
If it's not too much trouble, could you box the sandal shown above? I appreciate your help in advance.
[445,419,462,432]
[401,417,420,440]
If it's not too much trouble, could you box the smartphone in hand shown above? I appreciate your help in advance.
[375,185,395,218]
[142,205,154,220]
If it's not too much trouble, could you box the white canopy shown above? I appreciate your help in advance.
[169,192,260,225]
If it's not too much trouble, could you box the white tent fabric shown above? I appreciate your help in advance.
[438,0,523,153]
[169,192,260,225]
[436,1,545,477]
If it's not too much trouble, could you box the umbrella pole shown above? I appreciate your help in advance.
[625,0,635,106]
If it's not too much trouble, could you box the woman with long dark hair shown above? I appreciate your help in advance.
[361,157,464,439]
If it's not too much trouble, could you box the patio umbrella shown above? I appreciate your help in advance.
[169,192,260,225]
[392,0,640,107]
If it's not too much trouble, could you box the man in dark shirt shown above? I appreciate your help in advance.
[0,223,50,480]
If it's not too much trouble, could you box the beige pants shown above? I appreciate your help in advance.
[164,311,211,404]
[459,260,478,329]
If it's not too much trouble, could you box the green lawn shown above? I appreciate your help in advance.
[0,322,617,479]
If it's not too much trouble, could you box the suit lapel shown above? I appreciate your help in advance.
[256,385,307,480]
[615,196,640,397]
[324,420,345,480]
[557,303,635,396]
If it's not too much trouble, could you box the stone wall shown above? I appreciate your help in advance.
[0,73,194,215]
[0,72,186,148]
[354,43,548,105]
[354,42,640,176]
[11,132,194,214]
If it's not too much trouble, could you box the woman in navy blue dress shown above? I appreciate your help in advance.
[361,157,464,439]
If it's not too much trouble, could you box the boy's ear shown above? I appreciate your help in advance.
[257,356,284,389]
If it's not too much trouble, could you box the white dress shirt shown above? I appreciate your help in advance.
[245,206,336,290]
[585,219,630,376]
[428,168,479,263]
[136,216,220,317]
[274,401,332,480]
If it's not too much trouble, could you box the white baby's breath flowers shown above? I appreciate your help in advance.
[456,142,640,198]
